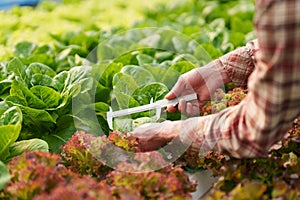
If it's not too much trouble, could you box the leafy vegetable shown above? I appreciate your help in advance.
[2,150,114,199]
[0,161,10,191]
[7,139,49,161]
[133,82,169,105]
[0,106,22,162]
[200,87,248,115]
[107,164,197,199]
[120,65,155,88]
[60,130,111,180]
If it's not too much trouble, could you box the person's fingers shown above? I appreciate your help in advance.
[132,123,159,137]
[165,91,178,113]
[186,102,200,116]
[197,89,211,107]
[167,104,178,113]
[186,102,193,116]
[198,100,206,108]
[166,74,198,113]
[165,76,187,100]
[136,137,169,152]
[165,91,177,100]
[169,99,201,116]
[178,99,186,115]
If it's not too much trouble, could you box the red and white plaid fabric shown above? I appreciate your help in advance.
[185,0,300,158]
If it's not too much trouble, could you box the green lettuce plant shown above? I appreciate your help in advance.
[0,105,22,162]
[0,161,10,191]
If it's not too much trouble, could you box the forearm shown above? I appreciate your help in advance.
[186,83,299,158]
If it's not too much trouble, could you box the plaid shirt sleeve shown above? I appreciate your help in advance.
[218,39,258,87]
[183,0,300,158]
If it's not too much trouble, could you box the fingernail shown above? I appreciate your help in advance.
[172,102,179,107]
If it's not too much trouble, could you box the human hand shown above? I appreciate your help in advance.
[131,120,181,152]
[166,61,230,116]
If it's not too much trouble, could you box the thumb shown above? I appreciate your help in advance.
[165,81,183,113]
[165,76,187,100]
[165,90,178,113]
[165,90,177,100]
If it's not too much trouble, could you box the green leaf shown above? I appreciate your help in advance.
[0,106,22,162]
[92,102,110,113]
[0,102,9,116]
[133,82,169,105]
[193,45,212,65]
[138,33,161,49]
[209,18,226,35]
[121,65,155,87]
[26,62,56,78]
[229,32,245,48]
[43,114,76,153]
[8,138,49,159]
[95,82,111,103]
[51,71,68,93]
[14,41,37,57]
[71,92,93,116]
[42,134,66,153]
[18,106,56,133]
[113,118,133,132]
[0,125,21,162]
[8,80,47,109]
[6,58,27,83]
[113,73,138,95]
[143,64,168,82]
[172,37,187,53]
[0,160,10,190]
[114,51,138,66]
[172,54,199,65]
[99,62,123,88]
[230,17,253,34]
[33,44,55,59]
[5,96,27,107]
[114,91,140,110]
[230,180,267,199]
[20,53,55,69]
[56,45,86,61]
[161,67,180,90]
[79,77,94,94]
[89,102,110,119]
[136,53,154,65]
[155,51,174,63]
[0,106,22,126]
[170,61,196,75]
[62,66,93,96]
[21,106,56,123]
[97,43,114,61]
[132,116,155,129]
[0,80,12,95]
[201,43,223,60]
[73,107,107,136]
[29,74,53,86]
[96,115,110,136]
[30,86,61,109]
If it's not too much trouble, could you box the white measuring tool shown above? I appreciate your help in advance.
[107,93,197,129]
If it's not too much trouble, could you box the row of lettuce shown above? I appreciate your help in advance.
[1,0,299,199]
[1,85,299,199]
